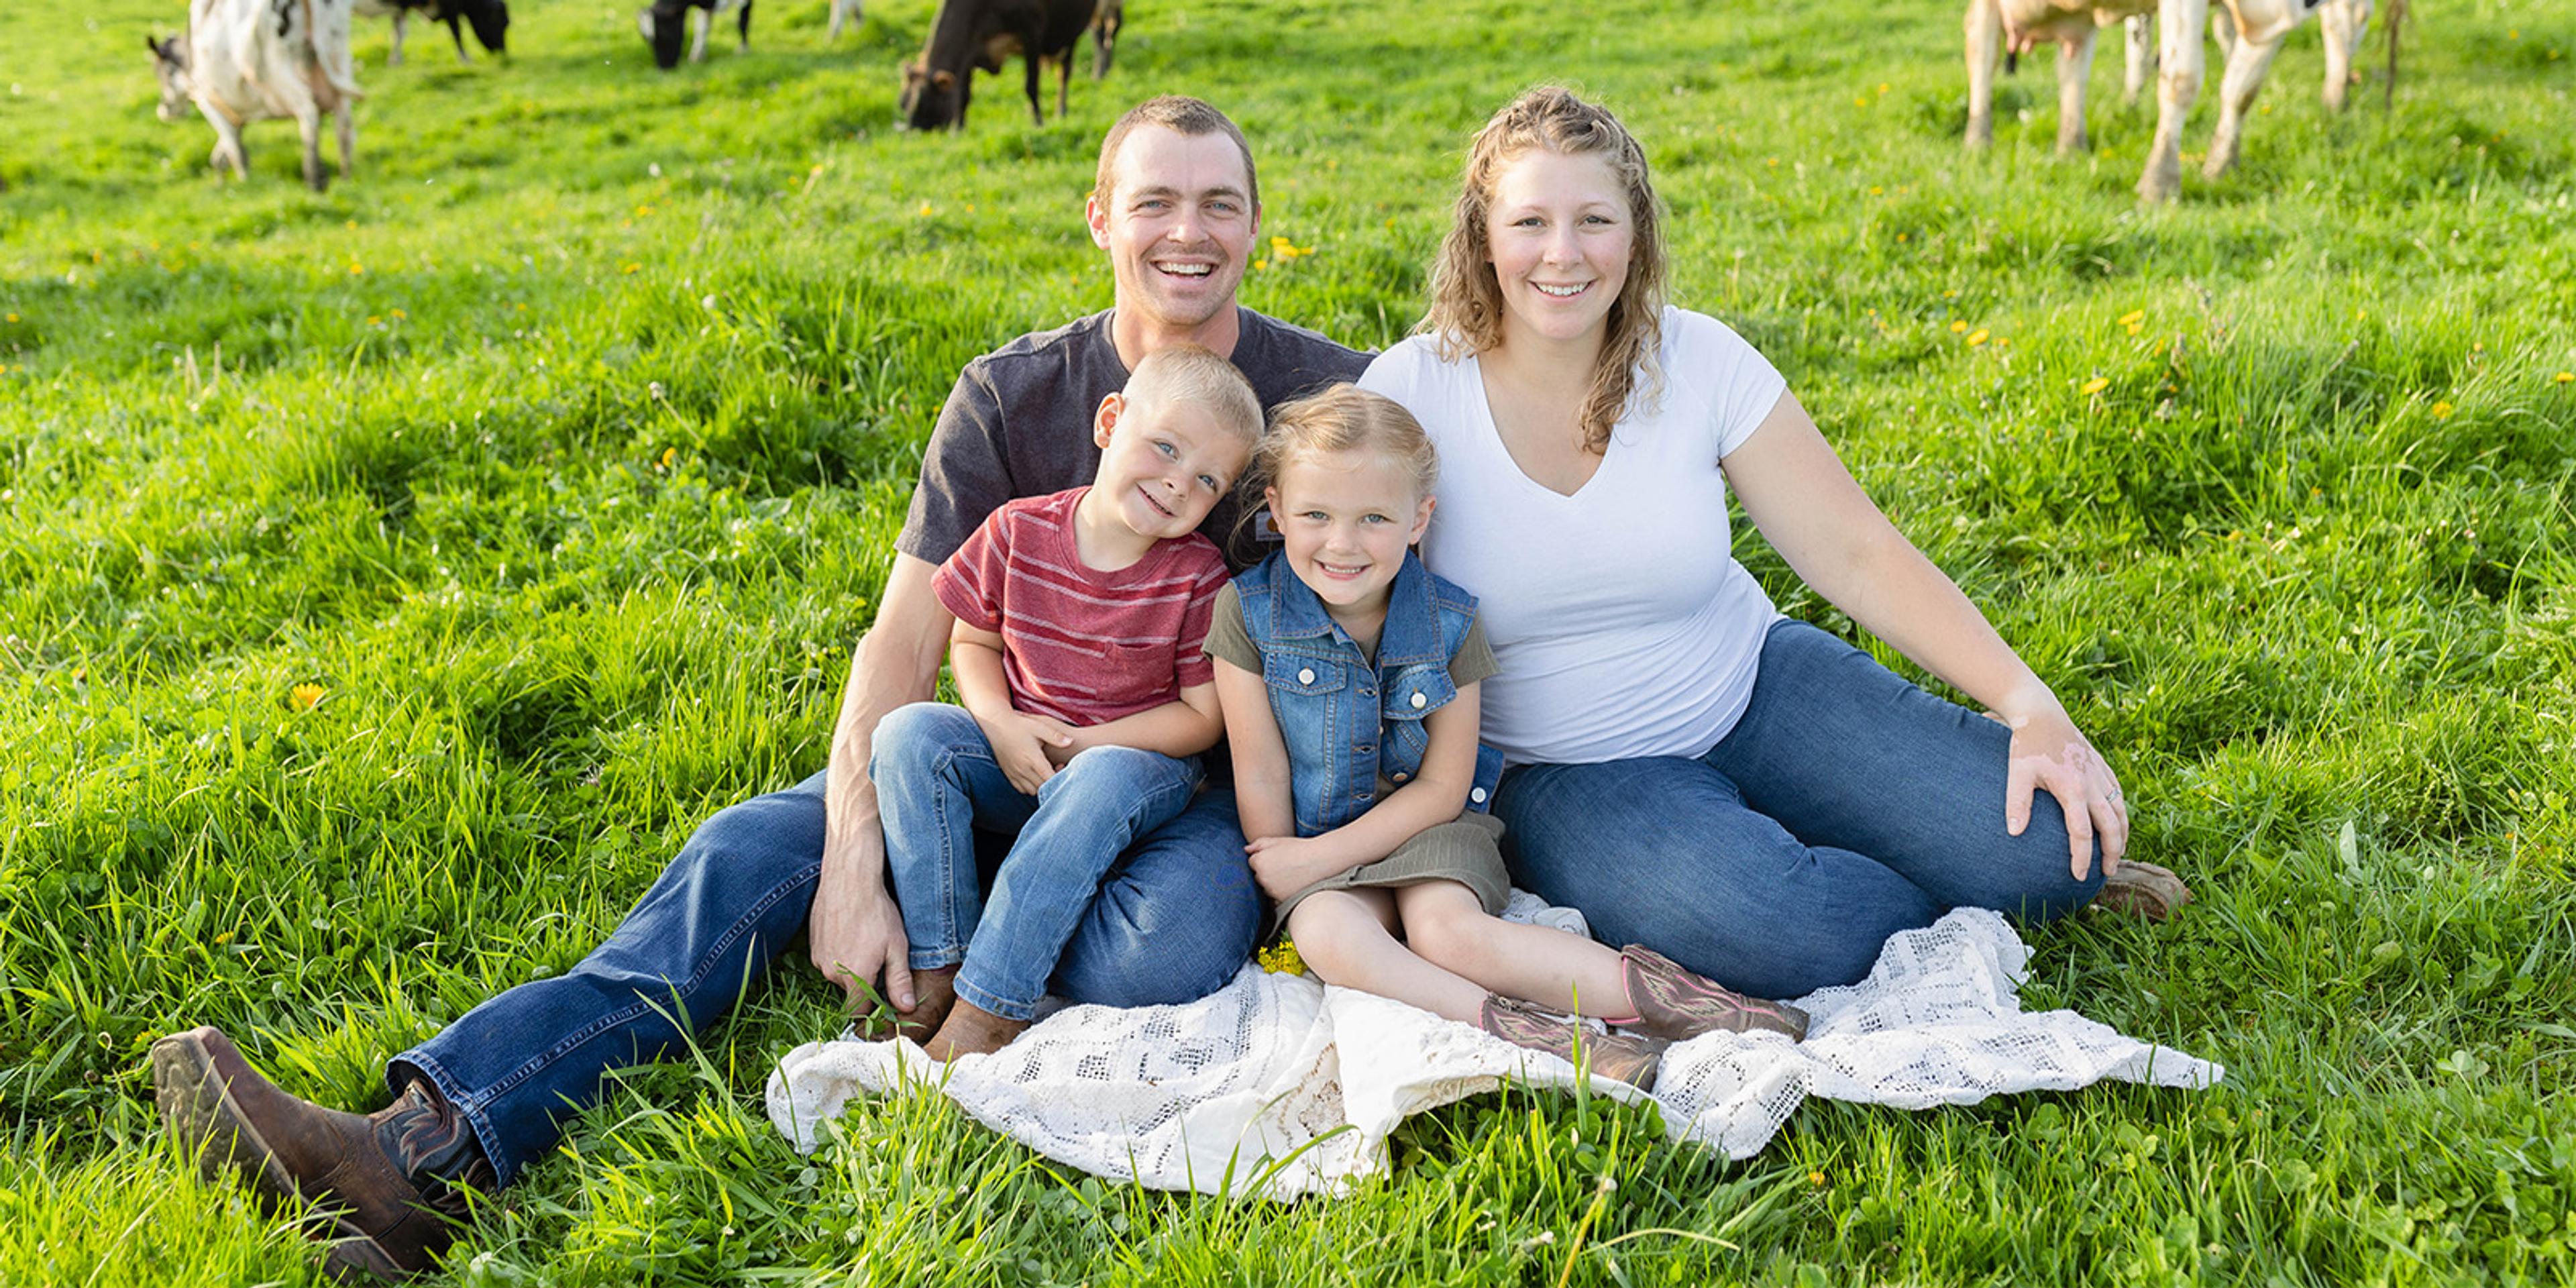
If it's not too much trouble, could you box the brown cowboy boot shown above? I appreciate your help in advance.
[1479,995,1668,1091]
[855,965,961,1044]
[2090,859,2194,920]
[151,1026,489,1280]
[1617,945,1811,1042]
[922,998,1029,1063]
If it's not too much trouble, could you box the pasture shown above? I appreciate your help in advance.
[4,0,2573,1282]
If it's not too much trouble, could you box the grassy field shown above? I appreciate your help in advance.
[5,0,2574,1282]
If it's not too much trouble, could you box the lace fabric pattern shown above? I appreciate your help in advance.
[766,904,2220,1198]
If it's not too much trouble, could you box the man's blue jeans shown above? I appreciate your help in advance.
[390,765,1259,1187]
[1494,619,2106,1002]
[869,701,1206,1022]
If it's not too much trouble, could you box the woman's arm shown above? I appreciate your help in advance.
[1242,684,1487,899]
[1721,390,2128,877]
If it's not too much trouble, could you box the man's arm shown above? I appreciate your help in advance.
[810,551,954,1012]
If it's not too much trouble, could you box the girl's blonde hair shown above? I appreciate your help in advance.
[1250,384,1438,511]
[1421,87,1667,455]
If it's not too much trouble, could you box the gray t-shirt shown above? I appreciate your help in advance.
[898,307,1371,572]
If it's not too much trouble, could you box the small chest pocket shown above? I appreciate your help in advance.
[1264,655,1348,697]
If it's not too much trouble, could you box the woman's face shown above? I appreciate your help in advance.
[1483,148,1634,351]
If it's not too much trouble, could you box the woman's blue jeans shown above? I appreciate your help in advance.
[389,763,1260,1187]
[1494,619,2106,1002]
[870,701,1207,1022]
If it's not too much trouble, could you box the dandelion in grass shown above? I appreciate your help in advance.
[2556,372,2574,384]
[1256,941,1308,976]
[621,262,641,274]
[2082,376,2111,394]
[2118,309,2145,335]
[290,684,326,712]
[1968,329,1990,346]
[1951,321,1970,333]
[2431,401,2455,419]
[660,446,678,469]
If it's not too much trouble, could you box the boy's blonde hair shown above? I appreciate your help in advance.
[1252,384,1439,503]
[1122,344,1263,450]
[1422,87,1668,455]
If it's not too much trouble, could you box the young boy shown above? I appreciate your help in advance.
[869,344,1264,1061]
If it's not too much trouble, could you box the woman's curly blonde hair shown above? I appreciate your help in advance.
[1421,87,1666,455]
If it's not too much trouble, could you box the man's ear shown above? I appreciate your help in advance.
[1407,494,1436,545]
[1085,191,1112,250]
[1093,392,1124,448]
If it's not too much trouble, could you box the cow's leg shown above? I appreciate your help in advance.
[2123,14,2155,105]
[828,0,857,40]
[2056,29,2098,153]
[2138,0,2206,201]
[1023,50,1043,125]
[1964,0,2003,149]
[388,10,408,65]
[2202,25,2284,178]
[199,104,249,180]
[2320,0,2369,111]
[738,0,753,50]
[1055,53,1071,120]
[334,99,356,178]
[690,8,709,61]
[2210,3,2237,64]
[447,15,473,63]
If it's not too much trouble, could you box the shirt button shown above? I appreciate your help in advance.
[1297,667,1316,684]
[1391,771,1409,783]
[1470,788,1489,804]
[1410,692,1428,709]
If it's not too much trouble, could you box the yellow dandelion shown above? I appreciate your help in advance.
[1766,156,1780,167]
[621,262,641,274]
[1271,235,1294,251]
[5,313,16,323]
[1868,185,1883,196]
[347,263,364,275]
[2555,372,2575,384]
[392,309,407,319]
[1854,96,1868,108]
[659,446,678,468]
[1256,941,1308,975]
[1877,83,1890,94]
[1968,329,1990,346]
[2355,308,2367,321]
[2431,401,2455,419]
[366,315,382,327]
[1808,1171,1828,1187]
[1950,321,1969,333]
[2080,376,2110,394]
[1897,233,1909,242]
[290,683,326,712]
[1253,258,1269,271]
[918,201,934,217]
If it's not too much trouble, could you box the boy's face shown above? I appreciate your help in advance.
[1091,394,1252,543]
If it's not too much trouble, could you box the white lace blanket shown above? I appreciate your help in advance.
[765,905,2220,1198]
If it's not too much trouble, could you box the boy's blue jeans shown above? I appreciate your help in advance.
[1494,619,2107,1002]
[869,701,1206,1022]
[390,749,1255,1187]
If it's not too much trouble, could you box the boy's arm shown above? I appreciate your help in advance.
[1242,682,1486,900]
[1214,659,1297,843]
[1062,684,1224,759]
[953,619,1075,794]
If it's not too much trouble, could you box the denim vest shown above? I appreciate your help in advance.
[1234,549,1507,839]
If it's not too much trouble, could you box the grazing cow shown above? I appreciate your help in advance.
[148,0,363,192]
[637,0,750,69]
[353,0,508,66]
[828,0,864,40]
[898,0,1106,131]
[1964,0,2372,201]
[1090,0,1122,78]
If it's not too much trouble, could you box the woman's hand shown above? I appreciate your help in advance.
[2000,702,2129,880]
[1244,834,1349,902]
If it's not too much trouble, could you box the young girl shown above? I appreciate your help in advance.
[1208,385,1809,1091]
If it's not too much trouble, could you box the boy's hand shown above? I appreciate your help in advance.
[1245,834,1348,902]
[977,710,1075,794]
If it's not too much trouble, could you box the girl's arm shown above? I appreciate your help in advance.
[1242,683,1487,899]
[1063,684,1225,759]
[1721,389,2128,877]
[1214,657,1297,844]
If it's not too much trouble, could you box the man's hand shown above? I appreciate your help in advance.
[976,709,1076,794]
[1244,834,1350,902]
[807,825,917,1011]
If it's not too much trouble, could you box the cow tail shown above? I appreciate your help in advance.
[309,0,367,97]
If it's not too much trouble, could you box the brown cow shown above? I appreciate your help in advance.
[899,0,1114,130]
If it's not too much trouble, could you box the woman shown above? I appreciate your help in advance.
[1358,87,2171,1000]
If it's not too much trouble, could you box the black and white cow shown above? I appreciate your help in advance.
[637,0,751,69]
[354,0,508,66]
[150,0,363,192]
[828,0,865,41]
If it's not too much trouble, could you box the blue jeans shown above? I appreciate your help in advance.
[1494,619,2105,1002]
[391,763,1259,1187]
[870,702,1208,1022]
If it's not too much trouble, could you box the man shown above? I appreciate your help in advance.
[150,95,1368,1280]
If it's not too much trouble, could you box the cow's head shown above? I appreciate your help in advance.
[899,61,966,131]
[146,35,191,122]
[637,4,687,70]
[464,0,511,55]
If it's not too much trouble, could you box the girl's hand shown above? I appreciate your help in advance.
[1245,834,1346,902]
[2001,704,2129,880]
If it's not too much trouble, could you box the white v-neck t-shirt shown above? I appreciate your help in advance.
[1358,307,1789,766]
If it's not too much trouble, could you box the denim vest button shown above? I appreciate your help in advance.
[1297,667,1316,685]
[1391,771,1409,783]
[1470,787,1488,804]
[1410,692,1428,709]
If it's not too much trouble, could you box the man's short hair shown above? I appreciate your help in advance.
[1093,95,1260,215]
[1121,344,1263,451]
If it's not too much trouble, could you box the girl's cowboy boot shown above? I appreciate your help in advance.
[1478,994,1668,1091]
[1617,944,1811,1042]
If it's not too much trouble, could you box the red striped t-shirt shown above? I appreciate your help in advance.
[931,486,1228,728]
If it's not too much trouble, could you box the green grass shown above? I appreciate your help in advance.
[5,0,2574,1282]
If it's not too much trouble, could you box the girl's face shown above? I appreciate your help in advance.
[1265,449,1434,618]
[1483,148,1633,351]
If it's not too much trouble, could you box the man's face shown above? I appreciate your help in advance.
[1087,126,1258,334]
